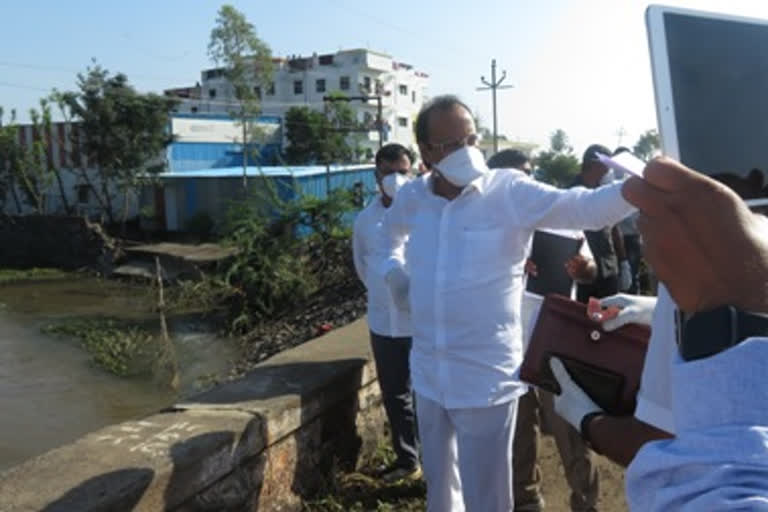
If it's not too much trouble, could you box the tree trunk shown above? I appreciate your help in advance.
[242,120,248,196]
[99,172,115,225]
[120,187,129,237]
[52,167,72,214]
[77,167,107,218]
[9,178,22,214]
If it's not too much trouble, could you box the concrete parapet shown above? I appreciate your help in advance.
[0,319,381,511]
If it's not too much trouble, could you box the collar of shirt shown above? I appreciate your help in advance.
[430,171,488,199]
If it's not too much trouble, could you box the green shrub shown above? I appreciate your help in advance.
[216,183,358,332]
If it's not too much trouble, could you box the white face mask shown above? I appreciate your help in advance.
[434,145,488,187]
[380,173,409,199]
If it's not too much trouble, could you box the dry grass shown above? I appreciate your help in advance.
[303,434,629,512]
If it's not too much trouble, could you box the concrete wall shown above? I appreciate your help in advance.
[0,319,384,511]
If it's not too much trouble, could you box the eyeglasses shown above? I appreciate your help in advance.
[425,133,479,154]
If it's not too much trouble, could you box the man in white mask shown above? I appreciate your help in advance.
[352,143,420,483]
[380,95,635,511]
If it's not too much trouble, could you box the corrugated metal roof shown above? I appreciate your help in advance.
[158,164,375,179]
[171,113,282,124]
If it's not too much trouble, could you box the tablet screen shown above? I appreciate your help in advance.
[663,11,768,188]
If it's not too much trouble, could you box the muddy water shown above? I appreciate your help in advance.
[0,277,240,472]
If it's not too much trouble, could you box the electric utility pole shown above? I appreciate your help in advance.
[477,59,514,154]
[616,126,627,147]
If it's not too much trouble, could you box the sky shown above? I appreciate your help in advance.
[4,0,768,155]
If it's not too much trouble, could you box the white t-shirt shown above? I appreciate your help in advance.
[634,285,676,434]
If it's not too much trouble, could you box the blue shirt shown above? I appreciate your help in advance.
[626,337,768,511]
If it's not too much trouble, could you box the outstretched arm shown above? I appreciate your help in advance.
[506,177,634,232]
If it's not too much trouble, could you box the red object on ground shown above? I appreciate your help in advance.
[317,323,333,335]
[587,297,620,323]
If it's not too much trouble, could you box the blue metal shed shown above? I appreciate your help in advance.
[168,114,283,172]
[150,165,377,231]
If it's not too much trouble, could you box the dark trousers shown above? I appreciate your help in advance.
[624,234,643,294]
[370,330,419,470]
[514,389,599,512]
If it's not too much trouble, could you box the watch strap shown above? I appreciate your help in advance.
[580,411,603,447]
[680,306,768,361]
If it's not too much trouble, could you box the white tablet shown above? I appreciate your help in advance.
[646,5,768,192]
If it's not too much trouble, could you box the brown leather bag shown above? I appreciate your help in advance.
[519,294,651,416]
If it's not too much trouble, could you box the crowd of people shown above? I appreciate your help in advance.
[352,95,768,511]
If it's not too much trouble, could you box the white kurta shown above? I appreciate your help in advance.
[352,196,411,337]
[382,169,635,409]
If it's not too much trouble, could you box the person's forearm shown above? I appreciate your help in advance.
[586,414,673,467]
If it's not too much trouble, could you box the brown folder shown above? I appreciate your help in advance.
[519,294,651,416]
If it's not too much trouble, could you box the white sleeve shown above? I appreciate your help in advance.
[380,183,413,275]
[352,214,367,285]
[506,177,634,232]
[634,286,675,433]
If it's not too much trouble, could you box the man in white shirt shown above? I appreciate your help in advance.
[352,143,420,482]
[488,150,601,512]
[381,95,635,511]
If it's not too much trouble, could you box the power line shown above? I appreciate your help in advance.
[0,81,51,93]
[0,60,187,84]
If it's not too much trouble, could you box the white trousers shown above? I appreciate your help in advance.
[416,393,518,512]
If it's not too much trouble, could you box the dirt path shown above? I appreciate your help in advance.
[538,436,628,511]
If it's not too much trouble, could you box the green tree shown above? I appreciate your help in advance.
[283,94,362,165]
[633,129,660,161]
[534,130,580,187]
[208,4,273,190]
[550,128,572,154]
[283,107,326,165]
[0,103,67,215]
[0,108,26,214]
[34,98,73,214]
[57,64,178,225]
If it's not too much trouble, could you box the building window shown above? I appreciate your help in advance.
[363,76,372,92]
[76,185,90,205]
[267,82,275,95]
[316,79,326,93]
[397,116,408,128]
[253,86,262,99]
[319,54,334,66]
[399,84,408,95]
[208,88,217,99]
[294,80,303,95]
[412,91,416,103]
[205,68,224,80]
[340,76,350,91]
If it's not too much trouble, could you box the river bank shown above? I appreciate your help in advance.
[0,270,241,471]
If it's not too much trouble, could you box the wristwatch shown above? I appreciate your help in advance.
[677,305,768,361]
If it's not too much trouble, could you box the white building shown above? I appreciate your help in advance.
[168,49,430,159]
